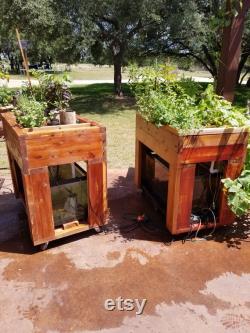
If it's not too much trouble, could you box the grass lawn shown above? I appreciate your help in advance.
[67,67,129,81]
[9,67,129,81]
[70,84,136,169]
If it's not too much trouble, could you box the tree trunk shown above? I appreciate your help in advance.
[216,0,250,102]
[113,52,123,96]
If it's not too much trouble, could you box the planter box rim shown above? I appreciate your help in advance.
[0,104,14,112]
[1,112,105,137]
[137,113,249,136]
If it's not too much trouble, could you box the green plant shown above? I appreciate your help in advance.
[14,96,47,128]
[0,64,12,106]
[0,63,10,82]
[177,77,202,98]
[197,84,248,128]
[129,63,177,95]
[135,86,201,132]
[129,64,249,133]
[0,86,13,107]
[129,64,202,132]
[222,145,250,217]
[21,70,72,110]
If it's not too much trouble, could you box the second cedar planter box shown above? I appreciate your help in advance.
[2,112,107,247]
[135,113,249,235]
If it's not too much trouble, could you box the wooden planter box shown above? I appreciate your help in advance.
[135,114,249,235]
[2,112,107,246]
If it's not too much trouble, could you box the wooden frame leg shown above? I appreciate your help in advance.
[135,139,143,188]
[176,164,196,231]
[22,167,54,245]
[167,163,196,234]
[87,159,107,227]
[166,163,181,234]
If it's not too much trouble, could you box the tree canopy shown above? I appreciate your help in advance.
[79,0,165,95]
[143,0,250,83]
[0,0,249,93]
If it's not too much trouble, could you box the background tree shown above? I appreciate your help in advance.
[141,0,250,85]
[81,0,165,95]
[0,0,91,70]
[0,0,249,91]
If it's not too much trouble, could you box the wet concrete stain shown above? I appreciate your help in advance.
[1,236,250,332]
[0,168,250,332]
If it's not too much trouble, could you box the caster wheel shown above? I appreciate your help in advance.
[40,242,49,251]
[94,226,102,233]
[137,188,143,195]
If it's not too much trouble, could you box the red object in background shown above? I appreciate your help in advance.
[216,0,250,102]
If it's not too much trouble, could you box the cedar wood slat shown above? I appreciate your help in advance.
[87,159,108,227]
[175,164,196,232]
[22,167,55,244]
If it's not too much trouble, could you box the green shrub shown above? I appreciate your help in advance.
[0,86,13,107]
[21,71,72,110]
[14,96,46,128]
[197,84,247,128]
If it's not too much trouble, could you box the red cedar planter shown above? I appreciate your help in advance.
[2,112,107,246]
[135,113,249,235]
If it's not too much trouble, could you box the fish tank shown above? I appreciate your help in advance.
[48,163,88,227]
[141,147,169,210]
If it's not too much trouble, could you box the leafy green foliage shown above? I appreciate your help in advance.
[0,64,12,106]
[0,87,13,107]
[14,96,46,128]
[222,147,250,217]
[134,87,200,132]
[21,71,72,110]
[0,68,9,81]
[140,1,250,85]
[129,64,249,133]
[14,71,72,128]
[0,0,87,66]
[129,64,201,132]
[197,84,248,128]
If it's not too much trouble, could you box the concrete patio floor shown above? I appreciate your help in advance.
[0,167,250,333]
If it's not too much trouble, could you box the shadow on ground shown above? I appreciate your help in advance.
[0,167,249,254]
[70,83,135,116]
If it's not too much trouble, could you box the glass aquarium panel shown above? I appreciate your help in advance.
[49,163,88,227]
